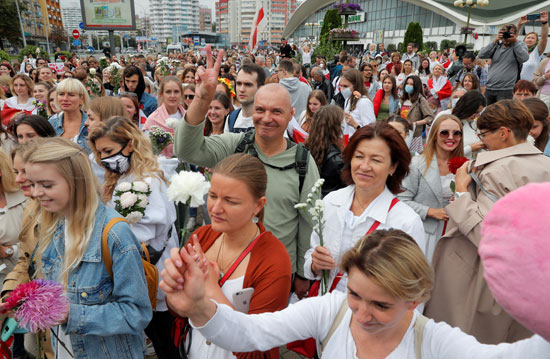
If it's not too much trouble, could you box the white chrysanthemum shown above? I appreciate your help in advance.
[315,199,324,210]
[165,117,180,130]
[312,178,325,191]
[294,203,307,209]
[167,171,211,207]
[137,194,149,207]
[132,181,149,193]
[115,182,132,192]
[126,211,144,224]
[120,192,138,209]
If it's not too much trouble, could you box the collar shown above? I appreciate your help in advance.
[5,190,27,209]
[474,142,541,167]
[330,185,395,225]
[5,96,36,111]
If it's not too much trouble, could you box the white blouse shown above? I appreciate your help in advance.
[193,291,550,359]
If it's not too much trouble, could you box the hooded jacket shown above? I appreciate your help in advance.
[279,77,312,121]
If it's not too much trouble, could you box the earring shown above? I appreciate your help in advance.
[252,216,259,224]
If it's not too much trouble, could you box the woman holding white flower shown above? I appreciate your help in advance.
[304,122,426,294]
[164,153,292,359]
[89,116,179,359]
[144,76,186,158]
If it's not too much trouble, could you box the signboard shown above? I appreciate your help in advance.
[79,22,84,29]
[80,0,136,30]
[194,37,199,46]
[341,12,366,24]
[72,29,80,39]
[48,63,65,74]
[200,38,205,46]
[88,46,95,53]
[373,29,384,44]
[73,39,81,46]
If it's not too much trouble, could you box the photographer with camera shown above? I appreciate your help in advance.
[517,11,548,81]
[478,24,529,105]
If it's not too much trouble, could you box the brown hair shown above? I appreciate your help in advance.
[341,122,411,194]
[158,76,184,107]
[422,114,465,175]
[304,90,328,128]
[341,229,433,302]
[204,92,231,136]
[477,99,534,140]
[513,80,537,96]
[88,96,128,122]
[460,73,479,91]
[119,92,140,124]
[212,153,267,222]
[304,105,343,168]
[523,97,549,152]
[11,74,34,97]
[0,150,19,193]
[382,75,398,99]
[342,69,369,111]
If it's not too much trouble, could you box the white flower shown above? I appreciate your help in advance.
[308,207,317,217]
[137,194,149,207]
[165,117,180,130]
[120,192,138,209]
[312,178,325,191]
[89,68,96,76]
[294,203,307,210]
[126,211,144,224]
[315,199,324,210]
[115,182,132,192]
[167,171,211,207]
[132,181,149,193]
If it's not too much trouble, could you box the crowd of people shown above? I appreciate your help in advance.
[0,12,549,359]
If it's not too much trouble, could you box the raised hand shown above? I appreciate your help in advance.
[194,45,225,102]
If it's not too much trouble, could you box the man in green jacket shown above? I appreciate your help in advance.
[174,47,320,298]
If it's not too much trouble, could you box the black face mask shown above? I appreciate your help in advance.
[100,142,132,174]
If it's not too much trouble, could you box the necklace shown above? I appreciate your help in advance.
[216,227,260,280]
[354,193,369,210]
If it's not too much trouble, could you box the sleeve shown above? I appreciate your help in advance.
[357,98,376,126]
[397,160,430,220]
[66,223,152,335]
[479,67,488,87]
[513,41,530,63]
[296,157,320,277]
[419,97,435,125]
[173,114,244,168]
[303,230,321,281]
[424,320,550,359]
[532,59,547,87]
[477,43,499,59]
[192,292,346,352]
[444,191,485,248]
[464,145,473,158]
[437,80,453,100]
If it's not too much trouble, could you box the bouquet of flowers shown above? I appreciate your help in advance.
[167,171,211,247]
[108,63,123,94]
[157,57,173,77]
[448,156,469,193]
[85,67,102,97]
[333,2,363,12]
[32,99,48,119]
[114,181,151,224]
[294,179,328,295]
[99,56,109,69]
[1,279,70,358]
[149,126,174,156]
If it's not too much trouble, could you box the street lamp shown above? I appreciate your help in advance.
[453,0,489,44]
[304,22,319,42]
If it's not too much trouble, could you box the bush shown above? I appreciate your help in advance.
[0,50,9,62]
[18,45,49,63]
[424,41,438,51]
[403,22,423,53]
[440,40,457,53]
[387,43,397,54]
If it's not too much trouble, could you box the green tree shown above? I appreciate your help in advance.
[50,26,67,48]
[424,41,438,51]
[440,39,457,52]
[402,22,423,53]
[0,0,25,49]
[387,43,397,53]
[211,22,216,33]
[18,45,49,62]
[313,9,343,61]
[0,50,9,61]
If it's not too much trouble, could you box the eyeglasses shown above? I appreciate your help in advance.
[477,128,495,139]
[184,94,195,100]
[439,129,463,138]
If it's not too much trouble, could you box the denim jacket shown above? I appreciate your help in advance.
[41,202,152,358]
[48,111,91,154]
[140,92,158,117]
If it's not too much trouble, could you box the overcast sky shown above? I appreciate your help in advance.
[62,0,216,17]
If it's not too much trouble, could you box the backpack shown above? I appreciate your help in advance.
[227,108,242,133]
[234,130,309,194]
[102,217,159,310]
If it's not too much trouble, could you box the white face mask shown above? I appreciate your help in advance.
[341,87,352,100]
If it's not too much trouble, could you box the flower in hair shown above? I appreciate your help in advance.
[217,77,236,98]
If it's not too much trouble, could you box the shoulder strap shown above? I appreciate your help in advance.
[470,172,498,203]
[102,217,129,279]
[218,231,267,287]
[365,197,400,235]
[234,129,256,155]
[228,108,242,133]
[414,314,429,359]
[320,297,348,355]
[295,143,309,194]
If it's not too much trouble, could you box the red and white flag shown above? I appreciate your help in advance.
[249,6,267,53]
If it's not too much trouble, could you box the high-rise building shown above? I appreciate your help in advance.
[18,0,63,47]
[135,15,152,36]
[216,0,297,46]
[199,7,212,32]
[151,0,199,42]
[60,4,81,35]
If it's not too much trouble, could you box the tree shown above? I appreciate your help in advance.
[50,26,67,48]
[0,50,9,61]
[211,22,216,33]
[440,39,457,52]
[424,41,438,51]
[402,22,423,53]
[0,0,24,49]
[18,45,49,62]
[387,43,397,53]
[313,9,342,61]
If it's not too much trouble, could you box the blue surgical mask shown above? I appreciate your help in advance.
[100,143,132,174]
[405,85,414,94]
[341,87,352,99]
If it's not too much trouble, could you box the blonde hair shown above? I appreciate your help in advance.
[0,151,19,193]
[158,76,184,107]
[341,229,433,303]
[54,78,90,111]
[422,114,465,175]
[88,116,166,201]
[10,74,34,97]
[88,96,128,122]
[26,138,100,286]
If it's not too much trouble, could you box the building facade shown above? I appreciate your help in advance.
[151,0,199,42]
[18,0,63,47]
[284,0,550,51]
[216,0,297,47]
[200,7,212,32]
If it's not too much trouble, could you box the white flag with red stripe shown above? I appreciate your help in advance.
[249,6,267,53]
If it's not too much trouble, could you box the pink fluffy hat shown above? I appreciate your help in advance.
[479,182,550,341]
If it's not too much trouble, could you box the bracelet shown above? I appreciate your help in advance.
[356,125,361,130]
[542,21,548,25]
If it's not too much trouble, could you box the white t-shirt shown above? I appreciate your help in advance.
[520,47,541,81]
[223,109,254,133]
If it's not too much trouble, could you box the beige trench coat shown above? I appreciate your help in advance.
[424,142,550,344]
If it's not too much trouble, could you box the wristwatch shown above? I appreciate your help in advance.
[5,247,13,257]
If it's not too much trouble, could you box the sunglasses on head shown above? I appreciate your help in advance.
[439,129,463,138]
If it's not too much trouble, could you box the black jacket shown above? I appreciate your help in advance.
[320,144,346,197]
[314,77,333,103]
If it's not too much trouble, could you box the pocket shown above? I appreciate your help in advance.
[74,277,113,305]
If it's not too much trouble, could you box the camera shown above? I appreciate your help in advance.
[502,25,515,39]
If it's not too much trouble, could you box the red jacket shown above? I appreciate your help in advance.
[427,77,452,101]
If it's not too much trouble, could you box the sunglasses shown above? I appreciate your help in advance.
[439,129,462,138]
[184,94,195,100]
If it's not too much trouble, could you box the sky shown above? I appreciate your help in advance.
[62,0,216,17]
